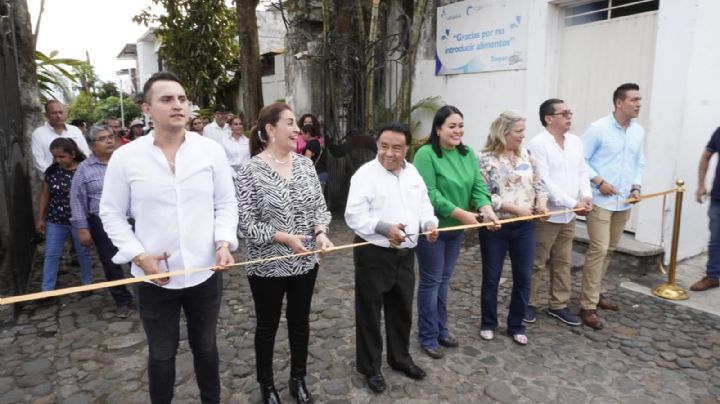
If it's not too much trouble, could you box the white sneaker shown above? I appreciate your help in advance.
[479,330,494,340]
[512,334,528,345]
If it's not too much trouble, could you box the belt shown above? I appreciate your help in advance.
[355,236,413,256]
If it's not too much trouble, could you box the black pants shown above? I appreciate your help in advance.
[248,266,318,385]
[354,238,415,375]
[138,272,223,404]
[88,214,133,307]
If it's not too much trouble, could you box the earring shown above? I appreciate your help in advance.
[270,137,275,143]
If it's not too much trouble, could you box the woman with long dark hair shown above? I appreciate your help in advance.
[413,105,499,359]
[236,103,333,404]
[36,137,93,292]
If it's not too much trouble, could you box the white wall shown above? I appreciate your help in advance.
[637,0,720,260]
[136,38,159,92]
[411,0,720,260]
[261,54,287,103]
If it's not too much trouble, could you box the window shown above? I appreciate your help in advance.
[261,54,275,77]
[564,0,659,27]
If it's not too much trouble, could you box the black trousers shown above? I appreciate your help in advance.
[354,237,415,375]
[248,265,318,384]
[138,272,222,404]
[88,214,133,307]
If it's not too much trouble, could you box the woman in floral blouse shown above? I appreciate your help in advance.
[36,137,93,292]
[477,110,548,345]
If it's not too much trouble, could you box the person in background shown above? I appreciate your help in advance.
[203,105,230,142]
[70,125,133,317]
[235,103,333,404]
[36,138,93,293]
[477,110,548,346]
[296,113,324,153]
[190,116,206,134]
[221,115,250,172]
[301,124,327,185]
[692,126,720,292]
[413,105,498,359]
[32,100,91,176]
[70,119,88,136]
[127,119,145,142]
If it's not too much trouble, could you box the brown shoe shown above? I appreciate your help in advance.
[598,294,619,311]
[579,309,604,330]
[690,277,720,291]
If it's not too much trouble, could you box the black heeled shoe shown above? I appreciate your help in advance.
[288,376,313,404]
[260,383,281,404]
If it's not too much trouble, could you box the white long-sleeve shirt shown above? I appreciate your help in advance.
[31,123,91,175]
[219,133,250,169]
[345,159,438,249]
[99,131,238,289]
[202,121,230,143]
[527,130,592,224]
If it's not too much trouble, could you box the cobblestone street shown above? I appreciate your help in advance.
[1,219,719,403]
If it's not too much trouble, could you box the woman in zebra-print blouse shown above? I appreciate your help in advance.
[234,103,332,404]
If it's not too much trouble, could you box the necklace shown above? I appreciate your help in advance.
[266,151,290,165]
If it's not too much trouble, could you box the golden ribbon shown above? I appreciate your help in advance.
[0,188,677,305]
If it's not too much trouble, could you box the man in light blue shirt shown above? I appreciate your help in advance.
[579,83,645,330]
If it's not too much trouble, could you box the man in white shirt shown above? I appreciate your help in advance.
[202,104,230,142]
[99,72,238,403]
[345,123,439,394]
[526,99,592,327]
[31,100,91,175]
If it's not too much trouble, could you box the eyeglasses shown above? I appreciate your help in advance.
[94,134,116,143]
[548,111,573,118]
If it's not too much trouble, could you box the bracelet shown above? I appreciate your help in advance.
[215,241,230,251]
[597,179,605,187]
[631,187,641,193]
[314,229,326,239]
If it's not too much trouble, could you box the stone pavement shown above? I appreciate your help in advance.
[0,218,719,403]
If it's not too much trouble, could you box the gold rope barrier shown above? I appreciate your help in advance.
[0,187,679,305]
[652,180,689,300]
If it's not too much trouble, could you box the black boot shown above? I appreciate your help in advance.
[260,383,281,404]
[288,377,313,404]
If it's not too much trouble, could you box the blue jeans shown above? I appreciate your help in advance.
[479,221,535,336]
[416,230,464,349]
[41,222,93,291]
[707,200,720,279]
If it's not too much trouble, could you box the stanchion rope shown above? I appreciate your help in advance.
[0,188,677,305]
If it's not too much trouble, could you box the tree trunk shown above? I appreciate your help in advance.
[365,0,380,133]
[236,0,263,125]
[11,0,43,180]
[321,0,338,137]
[395,0,428,124]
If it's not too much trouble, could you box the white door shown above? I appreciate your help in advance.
[555,3,658,231]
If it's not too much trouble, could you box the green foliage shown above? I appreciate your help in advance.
[67,92,141,126]
[35,50,86,103]
[93,96,142,127]
[66,91,96,123]
[73,63,99,97]
[134,0,240,108]
[98,82,120,99]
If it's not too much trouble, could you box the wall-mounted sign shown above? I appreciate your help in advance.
[436,0,529,75]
